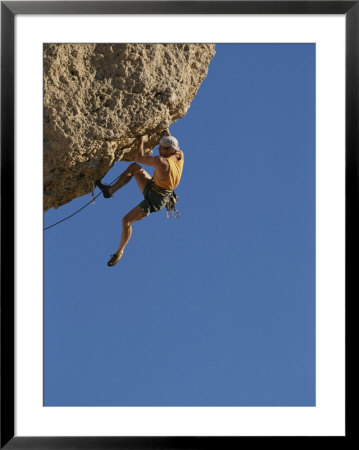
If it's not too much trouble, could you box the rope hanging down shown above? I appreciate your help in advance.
[43,175,120,231]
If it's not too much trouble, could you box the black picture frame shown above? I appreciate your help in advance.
[1,1,355,448]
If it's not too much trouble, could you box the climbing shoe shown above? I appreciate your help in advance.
[107,253,123,267]
[95,180,112,198]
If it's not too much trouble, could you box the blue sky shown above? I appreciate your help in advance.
[44,43,316,406]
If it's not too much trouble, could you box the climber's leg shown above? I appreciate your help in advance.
[109,163,151,195]
[107,205,147,266]
[133,166,152,193]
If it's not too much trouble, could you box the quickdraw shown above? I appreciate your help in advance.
[165,191,180,219]
[166,208,180,219]
[91,181,96,205]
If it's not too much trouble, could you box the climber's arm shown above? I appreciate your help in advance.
[134,135,146,159]
[134,135,152,165]
[135,136,169,172]
[136,155,169,173]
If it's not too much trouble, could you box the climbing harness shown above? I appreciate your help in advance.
[148,179,180,219]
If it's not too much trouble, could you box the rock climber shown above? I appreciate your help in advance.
[96,128,184,267]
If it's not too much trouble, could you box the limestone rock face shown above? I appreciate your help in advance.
[44,43,215,210]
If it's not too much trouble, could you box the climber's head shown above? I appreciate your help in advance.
[159,136,180,155]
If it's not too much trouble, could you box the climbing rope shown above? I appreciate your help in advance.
[43,175,120,231]
[44,174,181,231]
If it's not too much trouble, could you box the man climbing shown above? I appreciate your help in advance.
[96,128,184,267]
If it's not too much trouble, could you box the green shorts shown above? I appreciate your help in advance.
[139,181,169,216]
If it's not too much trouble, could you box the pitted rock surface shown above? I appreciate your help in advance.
[44,43,215,210]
